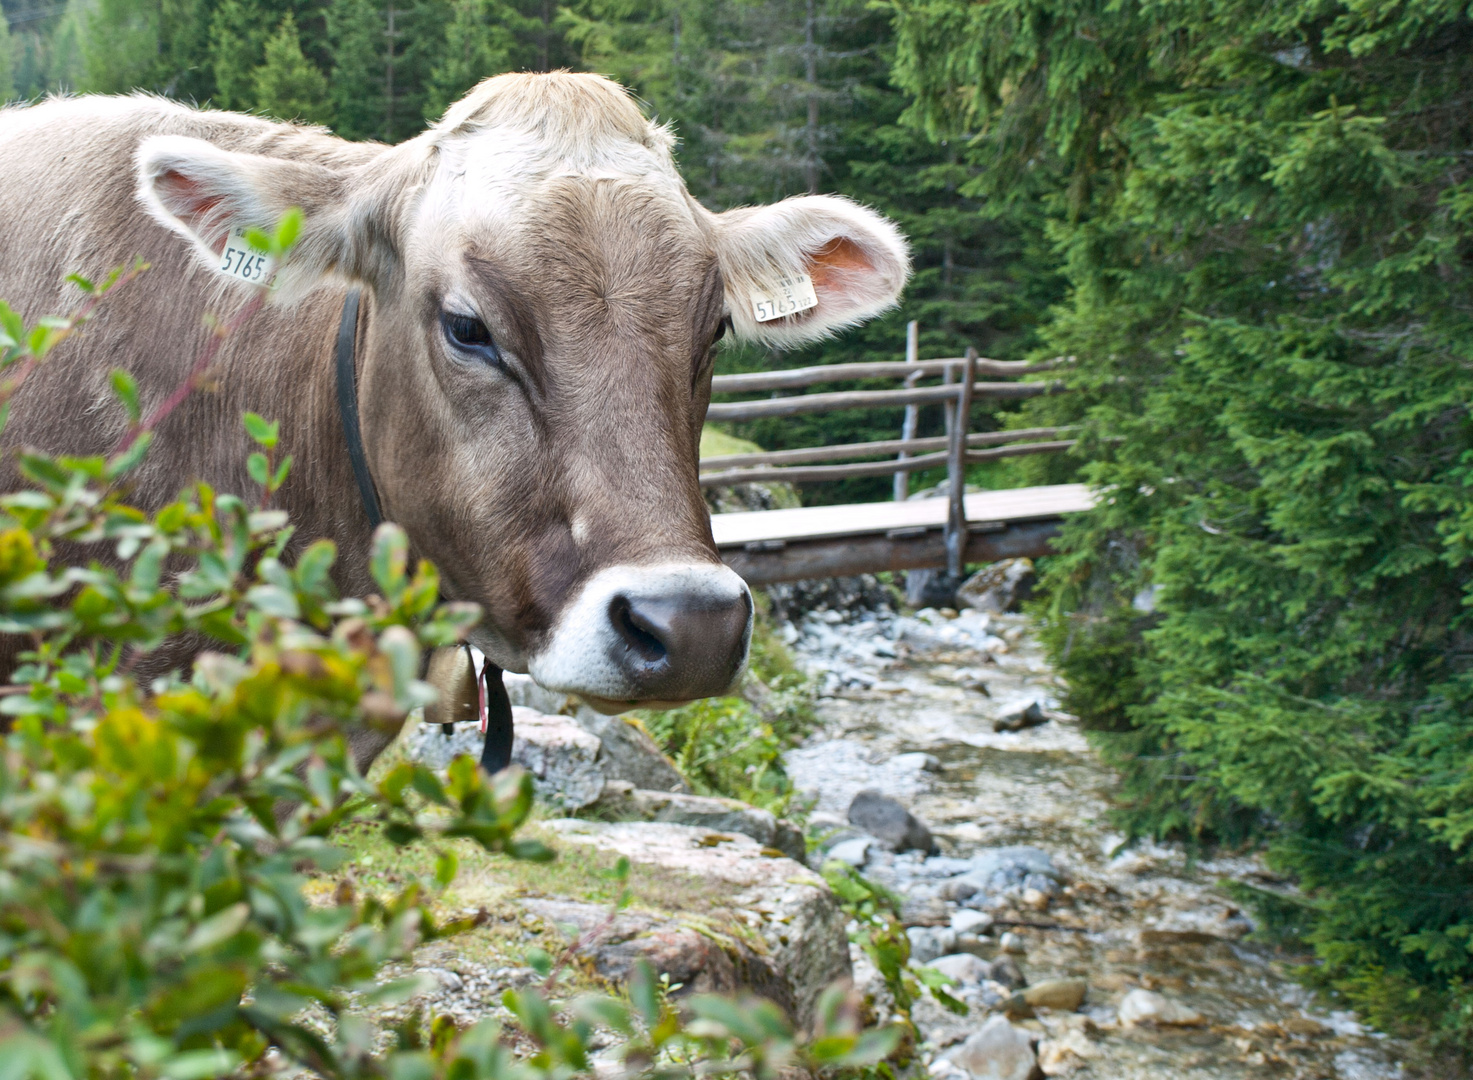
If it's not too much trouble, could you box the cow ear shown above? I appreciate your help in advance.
[713,195,909,347]
[136,135,375,296]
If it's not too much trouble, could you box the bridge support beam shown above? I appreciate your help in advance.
[719,518,1062,587]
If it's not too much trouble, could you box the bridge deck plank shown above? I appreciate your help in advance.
[708,483,1095,548]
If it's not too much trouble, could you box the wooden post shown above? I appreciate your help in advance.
[945,347,977,578]
[894,320,920,501]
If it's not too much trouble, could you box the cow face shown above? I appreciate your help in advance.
[135,73,909,711]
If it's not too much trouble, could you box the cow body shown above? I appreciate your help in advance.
[0,76,908,769]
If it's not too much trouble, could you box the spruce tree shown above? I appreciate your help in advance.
[423,0,509,119]
[252,13,332,124]
[327,0,385,138]
[0,13,15,100]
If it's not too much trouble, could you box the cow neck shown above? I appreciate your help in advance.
[333,288,515,776]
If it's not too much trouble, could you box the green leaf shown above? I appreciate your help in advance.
[370,523,409,600]
[247,452,271,488]
[110,369,140,423]
[242,412,279,449]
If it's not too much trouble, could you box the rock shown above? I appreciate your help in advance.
[951,909,994,935]
[907,926,957,963]
[1022,978,1087,1012]
[952,847,1060,901]
[503,674,691,794]
[827,836,874,867]
[1117,988,1205,1028]
[1282,1016,1329,1037]
[998,932,1026,955]
[519,897,794,1015]
[893,751,943,773]
[928,953,991,985]
[993,702,1048,733]
[990,953,1027,990]
[958,558,1035,614]
[543,820,850,1025]
[847,789,935,853]
[766,575,897,624]
[905,568,962,610]
[405,708,605,809]
[945,1015,1039,1080]
[1036,1024,1098,1076]
[575,711,690,793]
[588,782,805,861]
[1021,888,1050,911]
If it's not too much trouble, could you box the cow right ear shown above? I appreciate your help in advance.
[136,135,379,297]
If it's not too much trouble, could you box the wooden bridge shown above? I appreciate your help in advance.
[701,323,1095,586]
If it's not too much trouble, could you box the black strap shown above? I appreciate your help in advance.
[480,658,514,774]
[335,289,513,775]
[334,288,383,528]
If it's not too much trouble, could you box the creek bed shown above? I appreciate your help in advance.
[783,605,1406,1080]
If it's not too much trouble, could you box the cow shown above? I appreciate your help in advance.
[0,73,909,771]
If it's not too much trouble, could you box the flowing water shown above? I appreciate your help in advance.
[781,604,1407,1079]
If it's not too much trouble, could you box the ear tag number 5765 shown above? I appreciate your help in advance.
[219,228,277,288]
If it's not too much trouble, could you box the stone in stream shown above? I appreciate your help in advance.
[957,558,1036,614]
[989,953,1027,990]
[944,1015,1040,1080]
[587,781,806,862]
[907,925,957,963]
[826,835,875,867]
[928,952,991,985]
[993,702,1048,733]
[1022,978,1088,1011]
[542,819,850,1025]
[950,909,994,935]
[847,788,936,853]
[1116,988,1206,1027]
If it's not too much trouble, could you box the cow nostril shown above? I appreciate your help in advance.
[610,596,668,665]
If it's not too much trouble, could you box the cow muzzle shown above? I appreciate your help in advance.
[527,563,753,708]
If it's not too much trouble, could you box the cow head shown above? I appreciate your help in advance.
[135,73,908,711]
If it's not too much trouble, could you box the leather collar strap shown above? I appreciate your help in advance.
[335,288,383,529]
[334,288,515,774]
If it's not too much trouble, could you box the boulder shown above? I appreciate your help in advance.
[503,674,691,793]
[945,1015,1040,1080]
[589,782,806,862]
[928,953,991,985]
[1022,978,1087,1011]
[847,789,935,853]
[575,711,690,793]
[519,898,793,1013]
[403,707,604,810]
[543,819,850,1025]
[1116,988,1205,1027]
[905,568,961,610]
[958,559,1035,614]
[951,909,994,935]
[827,836,874,867]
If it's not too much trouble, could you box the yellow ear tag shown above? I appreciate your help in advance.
[752,270,818,323]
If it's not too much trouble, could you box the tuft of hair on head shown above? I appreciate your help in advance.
[431,71,674,160]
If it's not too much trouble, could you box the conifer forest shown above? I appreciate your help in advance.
[3,0,1473,1065]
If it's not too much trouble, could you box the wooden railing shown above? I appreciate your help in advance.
[700,323,1075,577]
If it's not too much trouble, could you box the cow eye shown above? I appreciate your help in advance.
[441,310,502,363]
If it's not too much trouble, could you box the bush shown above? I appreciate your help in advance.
[0,277,897,1077]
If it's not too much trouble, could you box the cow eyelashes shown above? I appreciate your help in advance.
[440,310,506,370]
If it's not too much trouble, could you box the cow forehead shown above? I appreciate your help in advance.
[416,125,701,247]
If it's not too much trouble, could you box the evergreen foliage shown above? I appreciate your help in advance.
[254,13,332,123]
[893,0,1473,1050]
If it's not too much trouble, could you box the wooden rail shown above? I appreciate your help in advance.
[705,380,1062,422]
[708,357,1065,394]
[700,426,1074,470]
[702,323,1080,583]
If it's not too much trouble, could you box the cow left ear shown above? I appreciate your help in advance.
[136,135,386,298]
[712,195,910,347]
